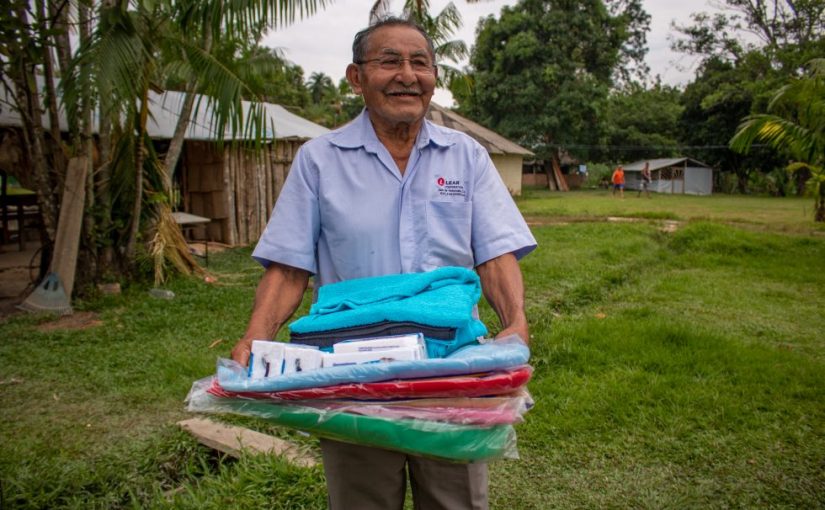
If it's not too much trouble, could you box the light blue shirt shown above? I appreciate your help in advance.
[252,110,536,287]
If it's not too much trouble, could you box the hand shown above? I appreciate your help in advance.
[231,338,254,367]
[495,321,529,345]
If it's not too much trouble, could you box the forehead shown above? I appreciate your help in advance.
[366,25,430,55]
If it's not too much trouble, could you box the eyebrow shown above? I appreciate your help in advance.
[377,48,430,58]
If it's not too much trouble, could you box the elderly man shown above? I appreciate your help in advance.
[231,17,536,510]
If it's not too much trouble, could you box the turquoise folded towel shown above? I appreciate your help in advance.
[289,267,488,357]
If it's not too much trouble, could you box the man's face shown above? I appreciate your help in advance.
[347,26,437,129]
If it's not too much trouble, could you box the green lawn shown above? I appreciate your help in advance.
[1,192,823,508]
[518,188,823,233]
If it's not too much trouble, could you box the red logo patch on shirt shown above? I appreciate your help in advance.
[437,177,445,186]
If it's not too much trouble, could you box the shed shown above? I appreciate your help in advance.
[0,83,329,246]
[426,103,534,196]
[149,91,329,245]
[623,158,714,196]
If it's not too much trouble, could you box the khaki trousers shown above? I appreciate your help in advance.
[320,438,489,510]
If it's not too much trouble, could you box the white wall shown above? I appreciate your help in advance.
[490,154,524,196]
[684,167,713,195]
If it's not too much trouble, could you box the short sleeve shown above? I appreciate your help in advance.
[251,146,321,273]
[470,146,537,265]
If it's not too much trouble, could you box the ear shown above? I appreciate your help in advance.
[346,63,363,95]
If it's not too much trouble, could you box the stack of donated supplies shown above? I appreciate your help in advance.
[186,267,533,462]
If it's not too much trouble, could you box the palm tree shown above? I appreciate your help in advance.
[730,59,825,222]
[67,0,327,282]
[307,71,336,104]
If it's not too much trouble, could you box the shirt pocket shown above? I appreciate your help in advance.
[424,200,474,268]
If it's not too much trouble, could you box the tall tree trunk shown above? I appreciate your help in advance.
[77,0,98,285]
[49,0,73,80]
[163,18,214,193]
[125,87,150,261]
[163,82,197,194]
[12,1,58,241]
[36,0,65,181]
[96,0,116,270]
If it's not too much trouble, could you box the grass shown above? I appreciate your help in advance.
[1,192,824,508]
[517,188,824,233]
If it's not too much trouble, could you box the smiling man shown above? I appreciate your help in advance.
[232,17,536,510]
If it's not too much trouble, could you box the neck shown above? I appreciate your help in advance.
[369,116,423,175]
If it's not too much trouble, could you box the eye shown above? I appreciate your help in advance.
[379,58,402,69]
[411,59,431,71]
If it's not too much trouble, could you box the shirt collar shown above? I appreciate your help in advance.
[330,108,456,151]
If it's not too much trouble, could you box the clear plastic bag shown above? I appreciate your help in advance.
[209,365,533,401]
[216,341,531,393]
[186,377,520,462]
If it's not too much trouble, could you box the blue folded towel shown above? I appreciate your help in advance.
[289,267,488,357]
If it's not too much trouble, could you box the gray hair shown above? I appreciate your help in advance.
[352,17,436,64]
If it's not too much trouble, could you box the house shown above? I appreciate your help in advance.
[623,158,715,196]
[149,91,329,245]
[425,103,534,196]
[0,85,330,246]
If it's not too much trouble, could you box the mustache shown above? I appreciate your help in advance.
[385,88,422,96]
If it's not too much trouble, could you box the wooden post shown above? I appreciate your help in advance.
[51,156,87,298]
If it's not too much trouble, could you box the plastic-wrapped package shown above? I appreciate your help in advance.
[186,377,519,462]
[217,340,530,393]
[208,365,532,401]
[207,379,532,426]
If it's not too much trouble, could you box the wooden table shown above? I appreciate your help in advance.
[1,179,38,251]
[172,211,211,266]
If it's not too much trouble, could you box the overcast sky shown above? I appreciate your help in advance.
[263,0,725,106]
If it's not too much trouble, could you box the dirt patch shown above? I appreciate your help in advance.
[36,311,103,332]
[526,215,684,233]
[187,241,231,257]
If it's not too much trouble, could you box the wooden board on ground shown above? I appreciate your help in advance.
[177,417,317,467]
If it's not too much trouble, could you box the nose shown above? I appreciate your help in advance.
[395,60,417,82]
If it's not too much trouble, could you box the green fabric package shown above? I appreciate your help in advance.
[187,378,517,463]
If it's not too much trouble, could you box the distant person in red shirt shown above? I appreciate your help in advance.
[612,165,625,198]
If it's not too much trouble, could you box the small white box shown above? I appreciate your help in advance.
[322,346,420,367]
[248,340,286,379]
[333,333,427,359]
[283,344,324,375]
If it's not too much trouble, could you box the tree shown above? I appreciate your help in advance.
[671,0,825,192]
[730,59,825,221]
[672,0,825,73]
[3,0,328,291]
[600,81,683,162]
[677,55,784,193]
[307,72,336,104]
[454,0,650,170]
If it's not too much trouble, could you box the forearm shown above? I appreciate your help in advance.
[476,253,529,343]
[232,262,310,364]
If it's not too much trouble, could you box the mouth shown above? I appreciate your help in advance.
[386,90,422,98]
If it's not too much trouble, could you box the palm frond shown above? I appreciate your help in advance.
[176,0,328,38]
[178,37,267,145]
[435,39,468,64]
[730,114,819,163]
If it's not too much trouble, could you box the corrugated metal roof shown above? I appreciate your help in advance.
[0,83,328,141]
[426,103,533,157]
[623,158,713,171]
